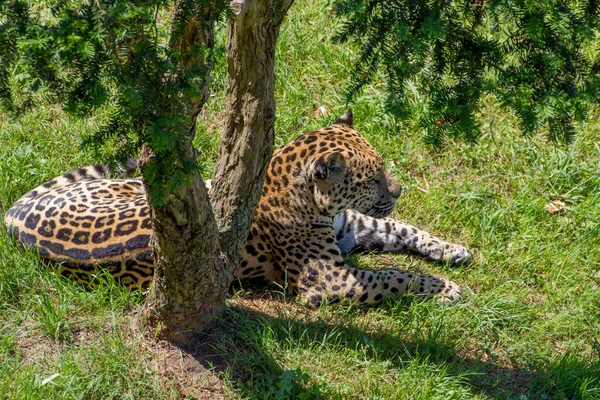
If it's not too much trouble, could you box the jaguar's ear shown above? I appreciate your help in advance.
[333,109,353,128]
[314,152,347,181]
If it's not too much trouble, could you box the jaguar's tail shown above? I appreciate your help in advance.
[21,159,137,202]
[4,159,138,225]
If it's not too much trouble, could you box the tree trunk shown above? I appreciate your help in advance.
[140,149,228,343]
[210,0,296,270]
[141,0,295,344]
[140,1,225,343]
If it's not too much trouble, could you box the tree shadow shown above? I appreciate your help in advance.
[172,296,599,399]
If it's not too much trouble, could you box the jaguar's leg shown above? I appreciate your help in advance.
[334,210,472,265]
[296,258,463,306]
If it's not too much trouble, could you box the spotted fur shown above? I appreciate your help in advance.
[5,110,471,305]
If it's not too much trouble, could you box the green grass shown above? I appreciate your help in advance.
[1,0,600,398]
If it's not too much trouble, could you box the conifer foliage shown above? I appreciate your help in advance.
[334,0,600,145]
[0,0,226,204]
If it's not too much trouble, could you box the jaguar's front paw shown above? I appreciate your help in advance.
[436,278,463,303]
[415,274,462,303]
[446,245,472,266]
[425,242,472,266]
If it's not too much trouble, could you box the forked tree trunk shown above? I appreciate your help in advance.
[141,0,295,344]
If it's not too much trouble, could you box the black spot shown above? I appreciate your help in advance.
[76,167,89,178]
[357,218,365,231]
[63,172,75,182]
[359,292,369,303]
[59,211,74,225]
[119,210,136,220]
[43,179,57,188]
[92,228,112,244]
[94,216,113,228]
[44,207,58,218]
[126,235,150,251]
[19,231,37,246]
[94,164,107,176]
[310,295,323,305]
[72,231,90,245]
[373,293,383,302]
[257,255,268,263]
[141,218,152,229]
[24,213,41,230]
[139,207,150,217]
[114,220,138,236]
[246,245,258,256]
[385,222,392,234]
[56,228,73,242]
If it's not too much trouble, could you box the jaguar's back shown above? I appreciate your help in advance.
[4,164,154,288]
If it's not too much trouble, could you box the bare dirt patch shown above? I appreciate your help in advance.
[130,314,230,399]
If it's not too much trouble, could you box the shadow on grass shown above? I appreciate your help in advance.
[173,298,600,399]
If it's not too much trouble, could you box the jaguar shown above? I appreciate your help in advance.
[5,110,472,306]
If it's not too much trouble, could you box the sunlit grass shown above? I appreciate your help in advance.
[1,0,599,398]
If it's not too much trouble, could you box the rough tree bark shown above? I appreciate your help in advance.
[140,0,295,344]
[211,0,296,269]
